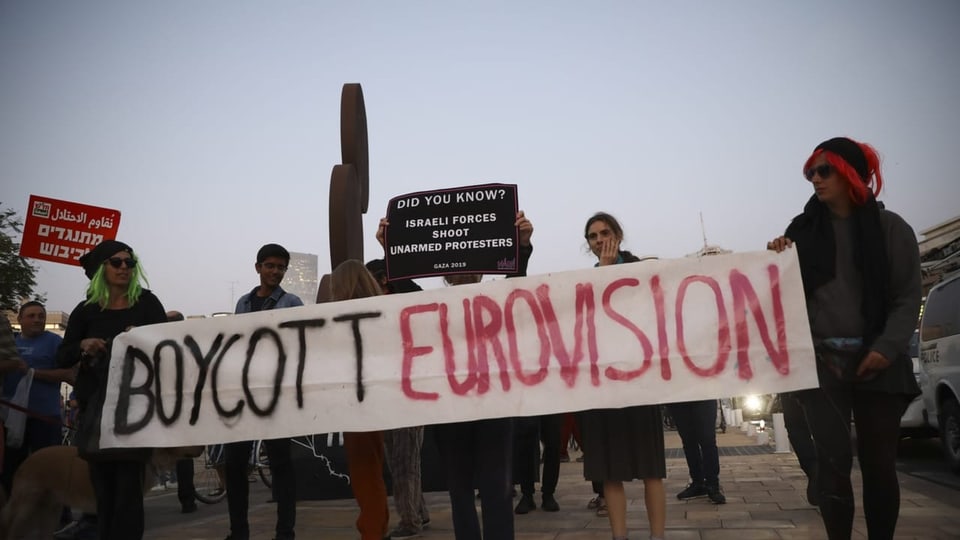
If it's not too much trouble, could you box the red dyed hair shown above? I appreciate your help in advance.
[803,140,884,205]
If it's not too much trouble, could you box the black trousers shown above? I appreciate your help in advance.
[176,457,196,507]
[781,391,817,477]
[434,418,514,540]
[513,414,561,496]
[798,385,907,540]
[667,400,720,486]
[224,438,296,540]
[88,459,145,539]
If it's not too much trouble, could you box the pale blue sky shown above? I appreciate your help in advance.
[3,1,958,316]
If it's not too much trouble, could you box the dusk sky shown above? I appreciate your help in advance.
[3,1,958,316]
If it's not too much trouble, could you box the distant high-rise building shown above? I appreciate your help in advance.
[284,251,319,304]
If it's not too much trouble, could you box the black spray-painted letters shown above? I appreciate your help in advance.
[113,313,382,435]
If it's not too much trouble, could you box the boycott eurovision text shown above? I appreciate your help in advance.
[100,250,818,449]
[384,183,519,280]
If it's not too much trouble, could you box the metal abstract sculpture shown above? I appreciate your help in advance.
[319,83,370,303]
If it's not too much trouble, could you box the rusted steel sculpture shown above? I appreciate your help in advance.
[340,84,369,214]
[318,83,369,303]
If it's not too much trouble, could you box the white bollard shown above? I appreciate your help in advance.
[772,412,791,453]
[757,431,769,445]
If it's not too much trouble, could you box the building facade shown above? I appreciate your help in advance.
[919,215,960,296]
[284,251,319,304]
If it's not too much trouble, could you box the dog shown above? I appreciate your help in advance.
[0,445,201,540]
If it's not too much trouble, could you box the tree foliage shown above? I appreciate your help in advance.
[0,204,42,311]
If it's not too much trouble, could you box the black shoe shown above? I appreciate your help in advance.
[388,526,422,539]
[676,482,708,500]
[421,517,431,529]
[53,521,81,540]
[181,501,198,514]
[514,494,536,514]
[706,484,727,504]
[53,519,98,540]
[541,493,560,512]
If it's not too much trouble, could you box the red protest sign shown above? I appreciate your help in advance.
[19,195,121,266]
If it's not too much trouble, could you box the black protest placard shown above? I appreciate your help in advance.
[384,183,519,280]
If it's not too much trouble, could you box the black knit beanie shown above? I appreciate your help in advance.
[79,239,132,279]
[814,137,868,181]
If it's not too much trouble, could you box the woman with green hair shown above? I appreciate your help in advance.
[58,239,166,540]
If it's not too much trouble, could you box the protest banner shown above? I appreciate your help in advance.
[18,195,121,265]
[100,249,818,449]
[384,183,519,280]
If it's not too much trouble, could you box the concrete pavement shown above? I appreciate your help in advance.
[143,428,960,539]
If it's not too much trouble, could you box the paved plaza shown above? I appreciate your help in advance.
[143,429,960,539]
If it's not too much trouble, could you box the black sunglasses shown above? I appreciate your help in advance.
[804,164,834,181]
[106,257,137,269]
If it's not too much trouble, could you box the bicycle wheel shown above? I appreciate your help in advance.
[193,446,227,504]
[256,441,272,489]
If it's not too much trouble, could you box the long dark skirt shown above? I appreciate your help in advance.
[580,405,666,481]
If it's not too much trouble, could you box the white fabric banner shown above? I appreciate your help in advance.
[101,250,817,448]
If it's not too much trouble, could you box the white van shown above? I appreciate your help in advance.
[900,331,935,437]
[919,272,960,474]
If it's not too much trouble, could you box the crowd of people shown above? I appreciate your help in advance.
[0,135,921,540]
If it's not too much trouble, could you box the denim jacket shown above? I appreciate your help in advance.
[235,285,304,314]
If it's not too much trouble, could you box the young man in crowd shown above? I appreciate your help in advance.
[223,244,303,540]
